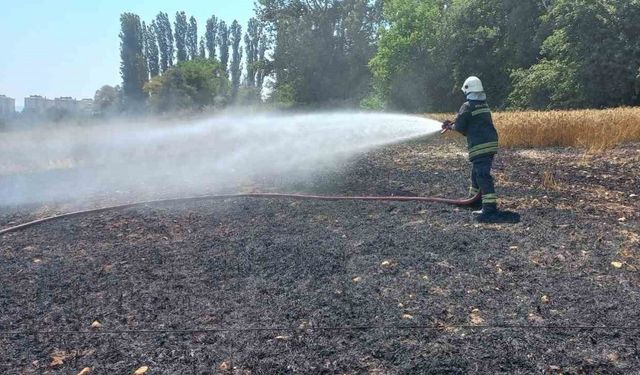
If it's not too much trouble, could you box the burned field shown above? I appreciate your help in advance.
[1,137,639,374]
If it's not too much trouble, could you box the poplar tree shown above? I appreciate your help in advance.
[174,11,189,62]
[119,13,148,109]
[256,0,381,106]
[230,20,243,98]
[217,20,230,75]
[142,21,149,79]
[244,18,260,87]
[256,31,269,90]
[187,16,199,60]
[145,22,160,77]
[205,16,218,59]
[155,12,174,72]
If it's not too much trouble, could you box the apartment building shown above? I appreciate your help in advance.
[24,95,54,113]
[0,95,16,117]
[24,95,93,114]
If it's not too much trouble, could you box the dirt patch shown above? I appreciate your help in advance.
[1,137,639,374]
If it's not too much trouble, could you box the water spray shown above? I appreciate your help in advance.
[0,112,481,235]
[1,112,442,205]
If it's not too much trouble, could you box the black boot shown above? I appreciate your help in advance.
[473,203,497,218]
[473,204,520,224]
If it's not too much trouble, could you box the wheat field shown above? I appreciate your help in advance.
[429,107,640,152]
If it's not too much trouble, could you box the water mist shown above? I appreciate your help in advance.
[0,112,442,206]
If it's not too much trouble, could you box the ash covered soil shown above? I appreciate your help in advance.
[1,136,639,374]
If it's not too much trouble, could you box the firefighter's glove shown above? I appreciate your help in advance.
[441,120,453,133]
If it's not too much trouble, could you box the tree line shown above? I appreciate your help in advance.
[366,0,640,112]
[104,0,640,115]
[97,11,268,114]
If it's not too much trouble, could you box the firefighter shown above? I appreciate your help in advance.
[441,76,519,223]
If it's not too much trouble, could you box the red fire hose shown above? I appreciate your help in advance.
[0,192,480,236]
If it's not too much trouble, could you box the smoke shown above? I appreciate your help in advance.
[0,112,441,206]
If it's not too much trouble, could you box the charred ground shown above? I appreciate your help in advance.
[1,136,639,374]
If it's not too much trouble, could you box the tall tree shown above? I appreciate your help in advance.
[155,12,174,72]
[141,21,150,79]
[256,30,269,90]
[244,18,260,87]
[145,22,160,77]
[205,16,218,59]
[174,11,189,62]
[218,20,230,75]
[119,13,148,109]
[437,0,548,109]
[257,0,382,106]
[509,0,640,109]
[369,0,547,111]
[230,20,243,98]
[187,16,199,60]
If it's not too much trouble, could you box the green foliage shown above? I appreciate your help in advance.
[114,1,640,114]
[244,18,261,88]
[94,85,123,115]
[119,13,149,110]
[256,27,270,91]
[230,20,243,99]
[369,0,445,111]
[218,21,230,75]
[144,23,160,77]
[438,1,544,108]
[508,59,581,109]
[187,16,199,60]
[370,0,548,111]
[174,11,189,62]
[360,89,387,110]
[199,37,206,59]
[511,0,640,109]
[154,12,174,72]
[145,59,229,113]
[205,16,218,59]
[268,82,296,108]
[257,0,382,107]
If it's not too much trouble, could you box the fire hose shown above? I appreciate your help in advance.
[0,192,480,236]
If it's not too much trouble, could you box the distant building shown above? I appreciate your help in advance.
[0,95,15,118]
[23,95,93,115]
[54,96,79,112]
[24,95,54,113]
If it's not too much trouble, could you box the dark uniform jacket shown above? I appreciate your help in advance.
[453,100,499,161]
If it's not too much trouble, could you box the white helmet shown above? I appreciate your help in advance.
[461,76,484,95]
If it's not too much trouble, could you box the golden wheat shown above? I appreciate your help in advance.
[428,107,640,152]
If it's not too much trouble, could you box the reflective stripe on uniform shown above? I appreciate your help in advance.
[468,141,498,158]
[469,187,480,196]
[482,193,498,204]
[471,108,491,116]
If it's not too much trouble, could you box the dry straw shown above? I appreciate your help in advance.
[429,107,640,152]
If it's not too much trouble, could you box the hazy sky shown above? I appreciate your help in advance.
[0,0,255,107]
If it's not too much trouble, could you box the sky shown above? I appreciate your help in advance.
[0,0,255,109]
